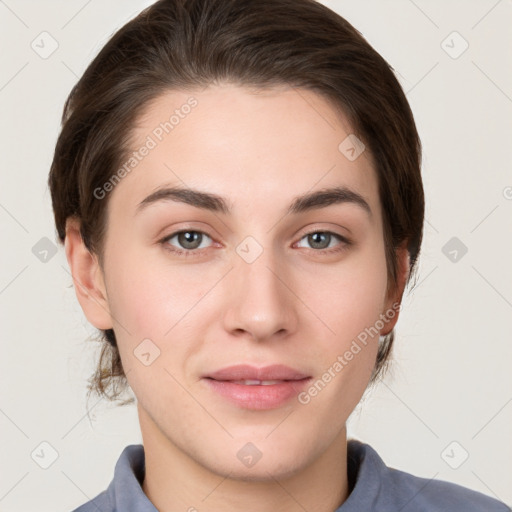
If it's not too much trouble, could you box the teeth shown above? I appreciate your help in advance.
[232,379,282,386]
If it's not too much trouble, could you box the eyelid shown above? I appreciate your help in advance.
[160,228,215,253]
[293,230,351,253]
[296,225,351,243]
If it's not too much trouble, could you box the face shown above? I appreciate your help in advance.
[74,83,405,480]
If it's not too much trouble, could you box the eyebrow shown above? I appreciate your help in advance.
[135,184,372,217]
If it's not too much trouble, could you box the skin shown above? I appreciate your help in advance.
[65,83,409,512]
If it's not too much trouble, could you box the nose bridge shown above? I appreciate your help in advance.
[224,236,296,339]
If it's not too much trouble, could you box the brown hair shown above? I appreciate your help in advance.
[48,0,424,404]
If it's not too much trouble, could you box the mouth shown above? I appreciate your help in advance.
[204,363,310,382]
[202,364,311,410]
[221,379,291,386]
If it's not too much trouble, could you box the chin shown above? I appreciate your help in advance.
[197,440,312,483]
[211,456,307,483]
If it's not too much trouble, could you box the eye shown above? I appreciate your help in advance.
[159,228,351,258]
[295,231,350,253]
[161,229,213,256]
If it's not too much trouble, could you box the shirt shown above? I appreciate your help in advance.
[72,439,509,511]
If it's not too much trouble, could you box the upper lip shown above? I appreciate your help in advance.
[204,364,310,381]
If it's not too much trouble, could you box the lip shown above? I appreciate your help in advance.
[204,364,310,381]
[202,364,311,410]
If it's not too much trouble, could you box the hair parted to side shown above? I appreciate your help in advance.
[48,0,424,405]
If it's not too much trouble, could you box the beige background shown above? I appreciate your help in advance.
[0,0,511,510]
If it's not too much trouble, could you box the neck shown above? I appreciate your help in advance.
[139,407,349,512]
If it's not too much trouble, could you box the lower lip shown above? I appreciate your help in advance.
[203,378,311,410]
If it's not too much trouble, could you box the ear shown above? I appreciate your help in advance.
[64,217,113,330]
[380,243,410,336]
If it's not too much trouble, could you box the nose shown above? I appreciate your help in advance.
[222,244,298,342]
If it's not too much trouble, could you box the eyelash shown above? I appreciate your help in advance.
[159,228,352,258]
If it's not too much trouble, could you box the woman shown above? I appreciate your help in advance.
[48,0,508,510]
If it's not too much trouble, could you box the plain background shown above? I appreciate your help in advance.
[0,0,511,510]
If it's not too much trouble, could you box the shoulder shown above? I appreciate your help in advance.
[70,490,111,512]
[384,463,509,511]
[344,439,509,512]
[69,444,147,512]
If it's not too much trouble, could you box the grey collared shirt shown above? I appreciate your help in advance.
[72,439,509,511]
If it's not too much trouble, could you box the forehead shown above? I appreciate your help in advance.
[109,83,379,217]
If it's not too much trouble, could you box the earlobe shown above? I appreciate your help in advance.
[64,217,113,330]
[381,243,410,336]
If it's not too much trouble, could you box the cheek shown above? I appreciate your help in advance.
[308,241,389,343]
[103,241,220,373]
[104,243,185,336]
[297,252,388,416]
[298,239,389,406]
[102,247,201,401]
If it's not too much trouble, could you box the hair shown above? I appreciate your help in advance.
[48,0,424,405]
